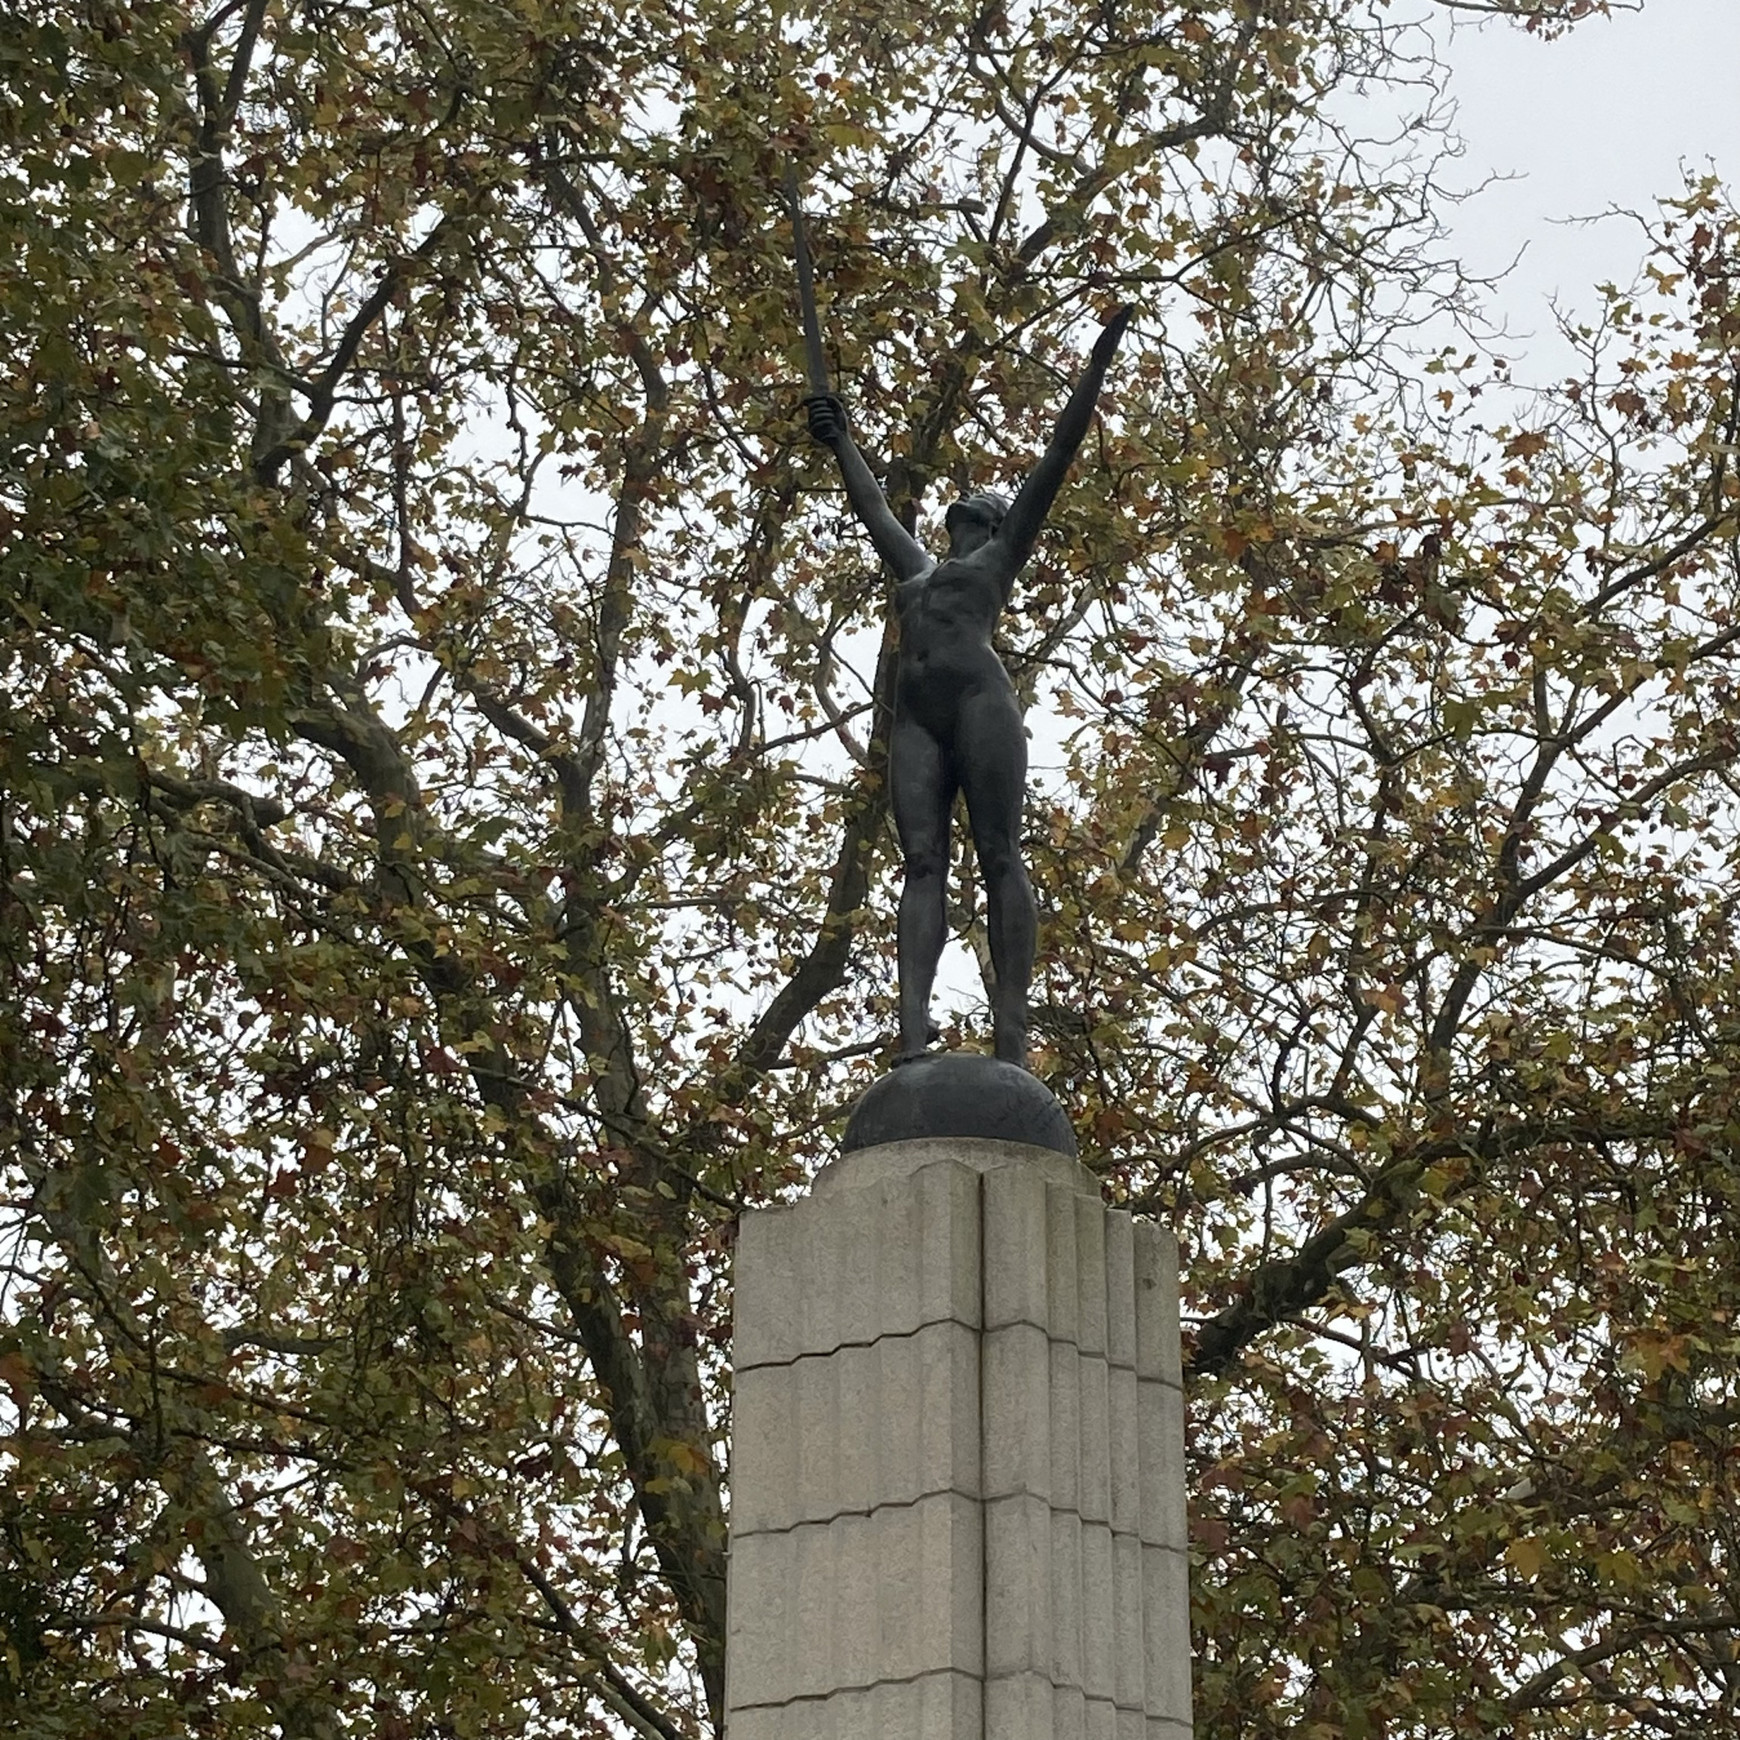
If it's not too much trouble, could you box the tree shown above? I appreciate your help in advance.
[1,0,1735,1734]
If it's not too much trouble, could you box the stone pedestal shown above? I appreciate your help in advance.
[726,1137,1191,1740]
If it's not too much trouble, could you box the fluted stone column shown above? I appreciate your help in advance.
[725,1136,1190,1740]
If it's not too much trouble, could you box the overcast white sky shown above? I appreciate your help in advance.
[1435,0,1740,362]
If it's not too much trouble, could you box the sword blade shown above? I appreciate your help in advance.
[784,164,831,397]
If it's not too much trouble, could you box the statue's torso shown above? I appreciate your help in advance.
[892,555,1015,734]
[893,555,1006,657]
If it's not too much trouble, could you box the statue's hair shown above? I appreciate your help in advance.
[945,490,1012,537]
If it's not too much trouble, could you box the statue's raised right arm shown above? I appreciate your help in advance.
[805,394,931,583]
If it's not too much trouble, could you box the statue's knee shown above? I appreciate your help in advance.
[903,850,947,882]
[977,840,1024,883]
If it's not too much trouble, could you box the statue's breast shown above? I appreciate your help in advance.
[898,559,1000,636]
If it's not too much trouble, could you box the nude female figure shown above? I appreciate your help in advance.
[806,307,1130,1069]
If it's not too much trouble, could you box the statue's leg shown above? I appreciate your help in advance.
[890,715,953,1061]
[957,687,1035,1068]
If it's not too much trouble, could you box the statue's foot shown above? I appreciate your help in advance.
[893,1021,943,1065]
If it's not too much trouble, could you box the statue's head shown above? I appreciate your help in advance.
[944,490,1010,557]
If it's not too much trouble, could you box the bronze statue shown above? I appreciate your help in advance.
[805,308,1130,1069]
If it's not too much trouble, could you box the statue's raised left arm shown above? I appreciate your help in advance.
[992,306,1132,579]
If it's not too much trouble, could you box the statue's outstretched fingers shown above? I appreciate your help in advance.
[1092,305,1133,362]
